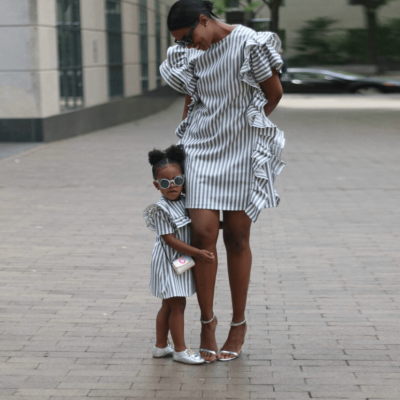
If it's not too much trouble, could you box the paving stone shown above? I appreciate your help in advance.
[50,398,126,400]
[250,393,310,399]
[14,389,90,396]
[0,390,17,396]
[311,393,393,399]
[57,382,132,389]
[0,381,59,389]
[88,389,156,397]
[202,391,250,399]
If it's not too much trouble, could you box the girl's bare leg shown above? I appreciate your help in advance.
[155,299,171,348]
[218,210,252,360]
[189,209,220,363]
[167,297,187,352]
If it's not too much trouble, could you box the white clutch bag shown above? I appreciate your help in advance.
[172,255,195,275]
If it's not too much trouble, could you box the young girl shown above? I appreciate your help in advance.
[143,144,214,365]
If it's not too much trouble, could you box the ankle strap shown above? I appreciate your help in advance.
[230,318,246,327]
[200,311,215,324]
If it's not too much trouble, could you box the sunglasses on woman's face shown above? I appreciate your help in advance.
[155,175,185,189]
[174,20,199,47]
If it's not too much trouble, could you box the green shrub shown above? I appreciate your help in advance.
[289,17,400,66]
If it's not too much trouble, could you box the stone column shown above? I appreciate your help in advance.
[0,0,59,122]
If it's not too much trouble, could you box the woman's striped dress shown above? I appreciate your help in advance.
[160,25,286,222]
[143,195,196,299]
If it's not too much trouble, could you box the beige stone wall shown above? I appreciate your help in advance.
[0,0,174,119]
[0,0,59,119]
[121,0,172,94]
[81,0,108,107]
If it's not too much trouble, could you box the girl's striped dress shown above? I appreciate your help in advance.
[160,25,286,223]
[143,195,196,299]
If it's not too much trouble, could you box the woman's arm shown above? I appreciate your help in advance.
[162,233,214,262]
[259,69,283,117]
[182,95,191,120]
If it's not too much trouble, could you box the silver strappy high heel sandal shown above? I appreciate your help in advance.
[199,311,218,364]
[217,318,246,362]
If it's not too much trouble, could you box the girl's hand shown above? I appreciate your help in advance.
[197,249,215,263]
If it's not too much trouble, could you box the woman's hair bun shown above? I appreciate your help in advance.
[203,0,214,12]
[167,0,218,31]
[148,149,166,166]
[165,144,185,164]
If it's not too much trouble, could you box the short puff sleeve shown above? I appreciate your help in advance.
[159,46,200,96]
[154,209,175,236]
[143,205,175,235]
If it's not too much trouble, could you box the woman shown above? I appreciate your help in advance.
[160,0,285,363]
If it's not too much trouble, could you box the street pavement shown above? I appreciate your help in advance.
[0,94,400,399]
[0,143,41,160]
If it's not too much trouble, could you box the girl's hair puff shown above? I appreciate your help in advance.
[148,144,185,179]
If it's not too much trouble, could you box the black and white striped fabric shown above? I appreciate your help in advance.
[160,25,286,222]
[143,195,196,299]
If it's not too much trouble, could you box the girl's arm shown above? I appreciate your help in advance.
[162,233,214,262]
[182,95,191,120]
[259,69,283,117]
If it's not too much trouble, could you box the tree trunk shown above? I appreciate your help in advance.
[269,0,281,33]
[364,4,379,64]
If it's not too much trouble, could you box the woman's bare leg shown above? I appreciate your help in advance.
[155,299,171,348]
[189,209,220,363]
[166,297,187,352]
[218,210,252,360]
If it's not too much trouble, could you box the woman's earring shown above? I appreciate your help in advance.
[206,22,208,26]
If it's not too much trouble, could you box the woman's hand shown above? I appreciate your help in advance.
[182,95,192,120]
[259,69,283,117]
[197,249,215,263]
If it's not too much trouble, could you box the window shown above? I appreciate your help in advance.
[139,0,149,92]
[155,0,162,88]
[166,6,171,49]
[57,0,83,111]
[251,18,271,32]
[226,0,240,8]
[106,0,124,97]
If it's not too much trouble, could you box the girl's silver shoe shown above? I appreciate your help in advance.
[173,348,205,365]
[152,344,174,358]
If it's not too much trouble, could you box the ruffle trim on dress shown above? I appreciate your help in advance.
[143,196,191,231]
[176,93,199,139]
[240,31,283,130]
[159,46,201,139]
[245,126,286,222]
[240,32,286,222]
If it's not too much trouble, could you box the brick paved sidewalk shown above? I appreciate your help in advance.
[0,96,400,399]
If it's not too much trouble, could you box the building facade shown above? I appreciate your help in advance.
[0,0,176,142]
